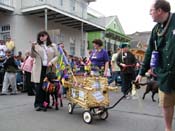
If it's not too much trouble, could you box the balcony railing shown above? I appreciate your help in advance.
[21,0,88,18]
[0,0,14,11]
[21,0,104,27]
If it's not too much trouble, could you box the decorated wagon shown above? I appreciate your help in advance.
[64,74,117,124]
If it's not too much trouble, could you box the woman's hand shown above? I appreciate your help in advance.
[120,63,127,67]
[48,62,52,67]
[103,69,108,77]
[30,41,36,50]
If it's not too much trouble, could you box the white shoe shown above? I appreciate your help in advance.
[126,95,131,100]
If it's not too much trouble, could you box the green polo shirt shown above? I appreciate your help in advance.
[139,13,175,93]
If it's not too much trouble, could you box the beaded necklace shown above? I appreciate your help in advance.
[157,13,172,37]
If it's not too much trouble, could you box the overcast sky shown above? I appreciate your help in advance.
[89,0,175,34]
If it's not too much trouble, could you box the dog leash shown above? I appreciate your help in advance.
[105,82,144,111]
[122,64,135,71]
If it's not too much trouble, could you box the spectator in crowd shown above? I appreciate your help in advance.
[1,49,18,95]
[0,40,7,57]
[21,50,35,96]
[15,51,24,90]
[0,40,7,68]
[16,51,24,62]
[108,47,121,86]
[107,49,112,70]
[89,39,109,76]
[5,37,15,55]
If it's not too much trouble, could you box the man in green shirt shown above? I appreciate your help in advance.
[136,1,175,131]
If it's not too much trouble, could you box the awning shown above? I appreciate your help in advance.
[105,29,131,42]
[21,5,105,32]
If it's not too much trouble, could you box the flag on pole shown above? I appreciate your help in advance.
[56,45,69,80]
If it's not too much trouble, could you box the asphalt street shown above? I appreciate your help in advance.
[0,88,175,131]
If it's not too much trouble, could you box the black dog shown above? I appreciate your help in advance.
[132,79,158,102]
[142,79,158,102]
[132,76,158,102]
[43,72,63,110]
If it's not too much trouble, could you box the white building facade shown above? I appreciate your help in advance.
[0,0,104,57]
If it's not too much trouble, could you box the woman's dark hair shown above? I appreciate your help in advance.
[92,39,103,47]
[37,31,52,46]
[154,0,170,12]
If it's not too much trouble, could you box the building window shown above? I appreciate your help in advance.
[0,25,10,41]
[1,25,10,32]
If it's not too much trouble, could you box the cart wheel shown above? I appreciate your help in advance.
[68,103,74,114]
[82,111,92,124]
[99,110,108,120]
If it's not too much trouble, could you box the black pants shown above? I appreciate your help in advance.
[24,71,34,95]
[121,72,135,95]
[34,66,47,108]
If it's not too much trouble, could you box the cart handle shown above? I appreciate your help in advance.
[105,83,133,111]
[105,80,145,110]
[105,94,126,110]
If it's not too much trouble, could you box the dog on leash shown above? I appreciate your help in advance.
[142,72,158,102]
[142,79,158,102]
[132,77,158,102]
[42,72,63,110]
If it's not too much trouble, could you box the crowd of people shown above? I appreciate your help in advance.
[0,32,138,104]
[0,37,24,94]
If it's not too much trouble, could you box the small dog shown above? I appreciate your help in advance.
[132,78,158,102]
[42,72,63,110]
[142,80,158,102]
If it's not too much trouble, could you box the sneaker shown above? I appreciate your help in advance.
[40,106,47,112]
[10,93,17,95]
[0,93,8,95]
[35,106,47,111]
[35,107,42,111]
